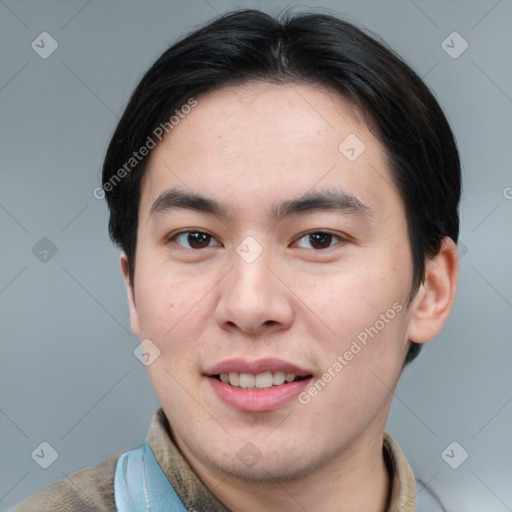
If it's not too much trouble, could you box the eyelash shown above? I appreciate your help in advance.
[168,230,345,251]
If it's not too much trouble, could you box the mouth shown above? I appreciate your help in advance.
[212,371,311,390]
[204,358,313,412]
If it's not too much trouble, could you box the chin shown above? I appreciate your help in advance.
[194,434,334,484]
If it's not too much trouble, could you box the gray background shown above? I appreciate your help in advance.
[1,0,511,510]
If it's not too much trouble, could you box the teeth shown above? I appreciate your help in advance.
[239,373,255,388]
[255,372,273,388]
[229,372,239,387]
[219,371,298,389]
[272,371,286,385]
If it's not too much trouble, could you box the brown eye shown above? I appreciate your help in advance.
[309,232,332,249]
[295,231,341,250]
[187,232,210,248]
[171,231,220,249]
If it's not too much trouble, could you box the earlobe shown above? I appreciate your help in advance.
[406,237,459,344]
[120,252,140,337]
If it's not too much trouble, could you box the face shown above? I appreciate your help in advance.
[124,82,423,481]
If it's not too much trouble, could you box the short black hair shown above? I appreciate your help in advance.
[102,9,461,364]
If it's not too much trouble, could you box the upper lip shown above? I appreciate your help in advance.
[204,358,312,377]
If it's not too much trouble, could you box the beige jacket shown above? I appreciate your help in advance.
[12,408,416,511]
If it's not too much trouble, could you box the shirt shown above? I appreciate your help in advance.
[11,408,416,511]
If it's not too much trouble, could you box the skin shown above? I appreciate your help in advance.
[121,82,458,511]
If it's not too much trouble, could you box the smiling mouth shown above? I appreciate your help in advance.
[212,371,311,390]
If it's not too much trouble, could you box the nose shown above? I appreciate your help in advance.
[214,247,294,336]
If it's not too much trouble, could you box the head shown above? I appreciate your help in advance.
[102,9,459,483]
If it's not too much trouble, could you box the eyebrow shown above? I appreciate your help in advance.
[272,188,372,221]
[149,187,373,221]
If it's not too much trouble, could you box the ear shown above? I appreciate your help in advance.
[406,237,459,344]
[120,252,141,338]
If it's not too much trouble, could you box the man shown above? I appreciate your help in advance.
[13,8,459,511]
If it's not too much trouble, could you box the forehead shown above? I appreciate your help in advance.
[140,82,399,220]
[153,82,371,162]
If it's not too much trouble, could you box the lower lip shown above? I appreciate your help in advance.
[208,376,312,412]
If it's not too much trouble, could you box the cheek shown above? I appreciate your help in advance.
[302,295,407,432]
[306,266,393,332]
[303,255,410,366]
[134,270,207,347]
[136,275,206,393]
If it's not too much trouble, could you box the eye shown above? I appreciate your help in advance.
[294,231,343,250]
[169,230,221,249]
